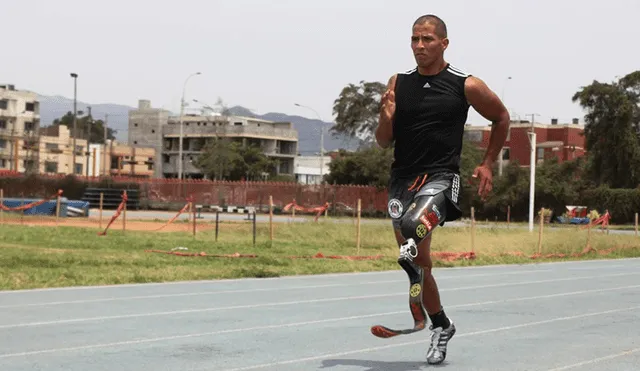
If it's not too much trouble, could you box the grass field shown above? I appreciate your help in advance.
[1,217,639,291]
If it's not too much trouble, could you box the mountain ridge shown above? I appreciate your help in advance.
[37,95,361,155]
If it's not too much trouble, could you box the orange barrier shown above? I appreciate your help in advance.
[580,211,611,229]
[151,196,194,232]
[0,189,63,212]
[97,191,127,236]
[145,249,258,258]
[283,200,330,222]
[289,252,384,260]
[431,251,477,262]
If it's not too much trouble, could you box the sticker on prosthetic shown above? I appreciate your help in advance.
[418,208,440,235]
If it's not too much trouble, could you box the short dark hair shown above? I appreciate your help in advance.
[413,14,447,38]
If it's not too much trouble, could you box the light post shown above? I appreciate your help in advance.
[527,113,540,232]
[70,73,78,174]
[294,103,325,184]
[178,72,201,179]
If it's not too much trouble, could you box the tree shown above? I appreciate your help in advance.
[195,140,276,181]
[572,71,640,188]
[324,145,394,189]
[47,111,116,144]
[195,138,241,180]
[331,81,387,142]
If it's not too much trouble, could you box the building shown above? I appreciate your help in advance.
[128,99,170,178]
[88,141,155,178]
[38,125,88,175]
[464,118,586,169]
[128,100,299,179]
[294,155,332,184]
[0,84,40,173]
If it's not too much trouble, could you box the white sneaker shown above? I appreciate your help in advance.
[426,321,456,365]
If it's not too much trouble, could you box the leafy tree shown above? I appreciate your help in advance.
[228,144,276,181]
[324,145,394,189]
[195,138,242,180]
[195,139,275,181]
[47,111,116,144]
[572,71,640,188]
[331,81,387,142]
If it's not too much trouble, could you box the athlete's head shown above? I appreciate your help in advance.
[411,15,449,68]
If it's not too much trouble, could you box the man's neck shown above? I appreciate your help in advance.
[417,59,448,76]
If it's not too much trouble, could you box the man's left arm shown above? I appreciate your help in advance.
[465,76,511,168]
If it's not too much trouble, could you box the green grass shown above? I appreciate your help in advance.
[0,219,639,290]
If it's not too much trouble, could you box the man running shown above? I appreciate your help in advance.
[373,14,510,365]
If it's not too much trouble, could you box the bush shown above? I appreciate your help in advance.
[581,186,640,224]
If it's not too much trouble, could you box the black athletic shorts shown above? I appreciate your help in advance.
[387,171,462,229]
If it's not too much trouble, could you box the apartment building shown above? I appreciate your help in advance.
[0,84,40,173]
[87,141,155,178]
[38,125,88,175]
[464,118,586,168]
[128,100,299,179]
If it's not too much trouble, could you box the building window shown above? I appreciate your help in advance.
[0,159,5,168]
[0,120,6,129]
[75,163,83,174]
[45,161,58,173]
[23,160,35,172]
[502,148,510,160]
[25,102,35,112]
[0,100,7,110]
[537,148,545,160]
[0,139,5,149]
[24,122,35,131]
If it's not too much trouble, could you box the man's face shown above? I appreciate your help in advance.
[411,22,448,67]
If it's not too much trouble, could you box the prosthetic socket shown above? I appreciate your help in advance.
[397,191,448,263]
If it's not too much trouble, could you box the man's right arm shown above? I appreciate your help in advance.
[375,74,397,148]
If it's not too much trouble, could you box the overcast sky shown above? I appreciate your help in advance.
[3,0,638,126]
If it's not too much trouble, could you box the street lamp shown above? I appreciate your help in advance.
[70,73,78,174]
[294,103,325,184]
[527,113,540,232]
[178,72,201,179]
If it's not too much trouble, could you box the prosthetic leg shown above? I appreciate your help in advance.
[371,184,449,339]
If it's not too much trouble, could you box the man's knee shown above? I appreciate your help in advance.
[398,192,447,246]
[414,236,434,271]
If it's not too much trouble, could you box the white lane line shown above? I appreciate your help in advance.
[2,257,637,294]
[547,348,640,370]
[1,283,639,359]
[0,269,552,309]
[567,264,626,270]
[214,304,640,371]
[1,272,638,329]
[0,272,640,329]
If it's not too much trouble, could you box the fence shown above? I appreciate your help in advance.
[0,172,389,217]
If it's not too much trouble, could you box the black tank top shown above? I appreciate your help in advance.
[391,63,471,178]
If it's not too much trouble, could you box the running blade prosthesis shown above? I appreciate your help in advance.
[371,240,427,338]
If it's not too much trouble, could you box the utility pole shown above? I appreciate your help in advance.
[294,103,325,184]
[70,73,78,175]
[103,113,108,177]
[85,106,92,177]
[178,72,202,180]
